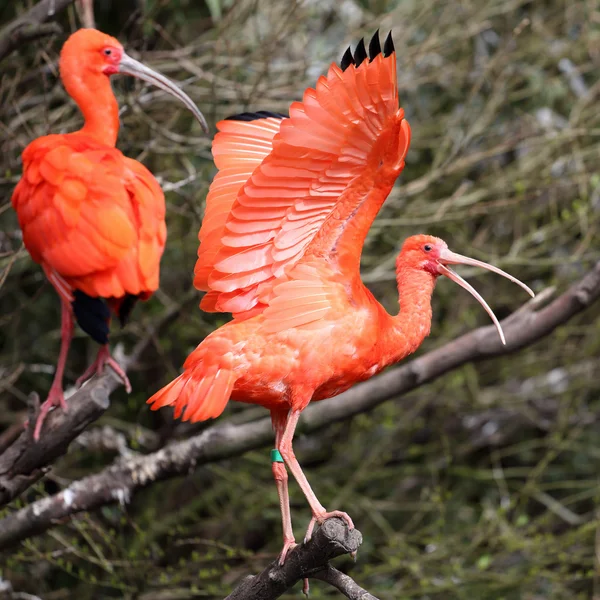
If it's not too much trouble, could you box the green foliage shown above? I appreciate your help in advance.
[1,0,599,598]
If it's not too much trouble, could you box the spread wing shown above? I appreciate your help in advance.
[12,134,166,299]
[194,112,286,313]
[194,32,410,321]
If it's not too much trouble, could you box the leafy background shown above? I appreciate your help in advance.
[1,0,600,598]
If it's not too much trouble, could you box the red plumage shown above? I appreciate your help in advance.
[12,28,206,440]
[147,31,533,567]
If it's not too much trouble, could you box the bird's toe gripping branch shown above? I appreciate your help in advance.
[76,345,132,392]
[304,510,355,545]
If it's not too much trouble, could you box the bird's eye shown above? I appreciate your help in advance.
[423,244,432,252]
[103,48,112,56]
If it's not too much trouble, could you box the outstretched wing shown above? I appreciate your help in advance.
[12,134,166,298]
[194,112,286,313]
[194,31,410,319]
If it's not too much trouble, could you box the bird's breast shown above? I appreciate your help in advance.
[225,309,384,410]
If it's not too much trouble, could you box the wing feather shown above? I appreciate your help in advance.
[195,32,411,325]
[194,116,285,298]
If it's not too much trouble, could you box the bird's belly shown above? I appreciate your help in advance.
[312,359,385,400]
[227,317,383,411]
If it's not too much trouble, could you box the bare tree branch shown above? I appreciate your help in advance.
[312,564,379,600]
[0,260,598,550]
[224,518,368,600]
[0,294,190,507]
[75,0,95,29]
[0,371,120,506]
[0,0,75,62]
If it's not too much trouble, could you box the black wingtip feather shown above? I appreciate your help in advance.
[383,31,395,57]
[341,31,393,71]
[118,294,139,328]
[368,30,381,61]
[354,38,367,67]
[340,47,355,71]
[72,291,110,345]
[225,110,288,122]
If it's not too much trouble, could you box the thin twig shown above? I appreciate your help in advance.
[0,0,74,63]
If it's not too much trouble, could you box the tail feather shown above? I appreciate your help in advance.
[72,290,110,344]
[181,371,214,421]
[147,374,187,410]
[188,368,235,422]
[147,365,235,423]
[173,376,195,419]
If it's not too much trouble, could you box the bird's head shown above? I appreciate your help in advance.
[397,234,534,344]
[59,28,208,132]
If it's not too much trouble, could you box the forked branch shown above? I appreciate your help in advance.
[312,564,380,599]
[224,518,372,600]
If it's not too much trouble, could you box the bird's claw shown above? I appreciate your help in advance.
[302,577,310,597]
[29,385,68,441]
[277,538,309,595]
[304,509,354,544]
[278,538,298,565]
[77,347,131,392]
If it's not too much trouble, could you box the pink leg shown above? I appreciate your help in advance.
[272,413,310,595]
[272,417,297,564]
[279,410,354,544]
[76,344,132,392]
[32,300,74,441]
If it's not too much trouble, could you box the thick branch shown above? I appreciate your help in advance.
[0,0,75,62]
[0,369,121,506]
[225,518,366,600]
[0,260,598,548]
[0,293,189,507]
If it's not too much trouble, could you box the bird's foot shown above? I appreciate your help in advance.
[29,384,68,441]
[278,537,298,565]
[279,538,310,598]
[277,537,309,595]
[304,509,354,544]
[76,346,132,392]
[302,578,310,597]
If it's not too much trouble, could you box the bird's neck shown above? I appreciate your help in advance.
[381,266,437,365]
[62,70,120,146]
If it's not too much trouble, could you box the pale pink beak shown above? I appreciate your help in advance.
[118,53,209,134]
[438,248,534,345]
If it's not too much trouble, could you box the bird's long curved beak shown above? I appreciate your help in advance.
[118,52,208,134]
[438,248,535,345]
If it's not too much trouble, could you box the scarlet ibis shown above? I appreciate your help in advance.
[11,28,208,440]
[148,32,533,562]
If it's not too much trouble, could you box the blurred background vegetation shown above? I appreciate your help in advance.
[1,0,600,598]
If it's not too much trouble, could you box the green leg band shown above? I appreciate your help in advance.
[271,449,284,463]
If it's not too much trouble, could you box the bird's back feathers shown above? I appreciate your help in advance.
[12,133,167,300]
